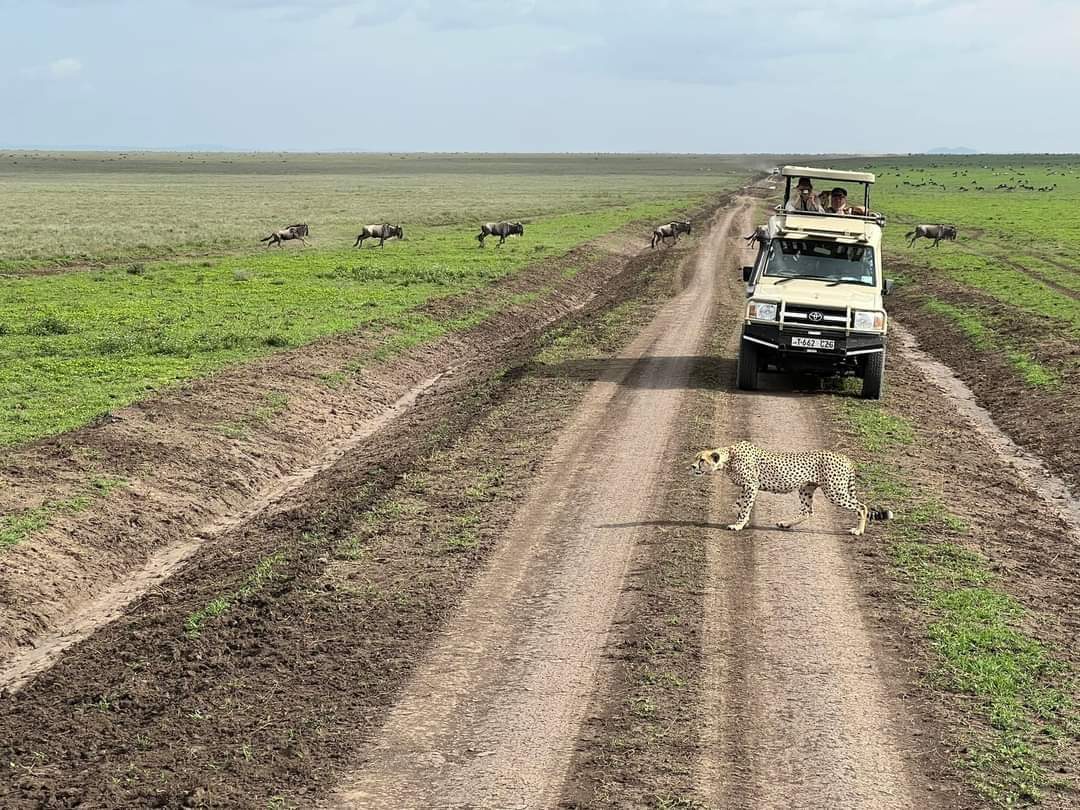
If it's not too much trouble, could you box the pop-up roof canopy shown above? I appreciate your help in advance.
[780,165,877,215]
[781,165,876,184]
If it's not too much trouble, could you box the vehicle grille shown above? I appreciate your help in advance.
[782,304,848,329]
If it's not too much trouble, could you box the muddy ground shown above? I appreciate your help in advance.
[1,186,1077,808]
[887,261,1080,493]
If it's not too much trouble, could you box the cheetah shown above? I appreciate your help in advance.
[689,441,893,536]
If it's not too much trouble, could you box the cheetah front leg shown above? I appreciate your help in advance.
[728,483,758,531]
[777,483,817,529]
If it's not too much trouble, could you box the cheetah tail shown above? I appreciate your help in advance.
[868,507,894,522]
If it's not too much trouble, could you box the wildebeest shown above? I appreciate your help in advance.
[260,223,309,248]
[354,223,404,248]
[650,220,691,249]
[905,224,958,247]
[743,225,769,246]
[477,221,524,247]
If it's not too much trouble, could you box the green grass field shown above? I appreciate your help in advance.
[0,153,749,446]
[838,155,1080,256]
[0,152,752,271]
[832,154,1080,383]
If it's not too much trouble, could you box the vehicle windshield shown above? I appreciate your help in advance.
[762,238,876,287]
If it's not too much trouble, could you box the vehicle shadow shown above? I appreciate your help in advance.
[530,356,736,390]
[737,372,864,399]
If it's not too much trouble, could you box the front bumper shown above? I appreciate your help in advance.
[742,322,886,358]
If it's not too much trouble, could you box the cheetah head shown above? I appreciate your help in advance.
[690,447,730,476]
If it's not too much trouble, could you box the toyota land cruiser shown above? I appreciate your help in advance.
[738,166,893,399]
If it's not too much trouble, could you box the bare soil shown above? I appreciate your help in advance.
[1,185,1077,809]
[0,204,721,682]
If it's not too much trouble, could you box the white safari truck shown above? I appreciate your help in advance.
[739,165,894,399]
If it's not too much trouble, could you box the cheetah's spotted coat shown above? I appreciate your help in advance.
[690,441,893,536]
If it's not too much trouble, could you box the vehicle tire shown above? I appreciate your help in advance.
[861,350,885,400]
[737,340,758,391]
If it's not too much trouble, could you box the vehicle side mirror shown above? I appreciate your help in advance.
[883,278,894,295]
[742,265,754,282]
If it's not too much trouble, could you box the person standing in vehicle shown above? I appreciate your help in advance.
[824,187,866,215]
[785,176,825,212]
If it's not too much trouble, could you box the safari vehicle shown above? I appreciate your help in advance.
[738,166,894,399]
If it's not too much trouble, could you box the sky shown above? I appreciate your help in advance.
[2,0,1078,153]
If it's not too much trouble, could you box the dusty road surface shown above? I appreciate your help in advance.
[327,200,754,809]
[688,213,936,807]
[697,379,932,809]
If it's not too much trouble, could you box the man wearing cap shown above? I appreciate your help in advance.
[785,176,825,212]
[824,187,867,216]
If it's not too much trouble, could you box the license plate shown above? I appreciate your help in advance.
[791,336,835,350]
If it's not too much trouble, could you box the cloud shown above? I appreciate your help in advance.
[49,57,83,78]
[19,57,83,81]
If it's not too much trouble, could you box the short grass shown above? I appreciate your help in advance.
[922,298,1062,389]
[0,152,749,270]
[832,396,1077,807]
[0,197,716,447]
[0,475,124,552]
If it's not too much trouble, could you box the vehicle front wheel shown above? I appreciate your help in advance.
[737,340,758,391]
[860,350,885,399]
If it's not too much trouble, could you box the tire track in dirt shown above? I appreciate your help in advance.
[0,372,445,693]
[325,199,753,809]
[696,297,937,806]
[894,322,1080,533]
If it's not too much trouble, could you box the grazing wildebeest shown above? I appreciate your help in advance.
[477,221,524,247]
[650,220,691,249]
[260,223,310,248]
[354,223,404,248]
[904,224,958,248]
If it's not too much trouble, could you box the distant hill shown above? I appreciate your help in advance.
[926,146,978,155]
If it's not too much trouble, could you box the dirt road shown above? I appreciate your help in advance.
[698,378,930,807]
[326,192,937,808]
[328,202,751,808]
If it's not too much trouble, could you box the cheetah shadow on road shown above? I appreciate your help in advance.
[597,519,855,537]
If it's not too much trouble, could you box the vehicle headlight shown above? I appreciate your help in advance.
[748,301,778,320]
[853,310,885,331]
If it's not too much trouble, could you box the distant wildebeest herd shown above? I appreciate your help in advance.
[259,217,699,251]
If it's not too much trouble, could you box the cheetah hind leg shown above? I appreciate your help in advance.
[822,479,869,536]
[777,483,817,529]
